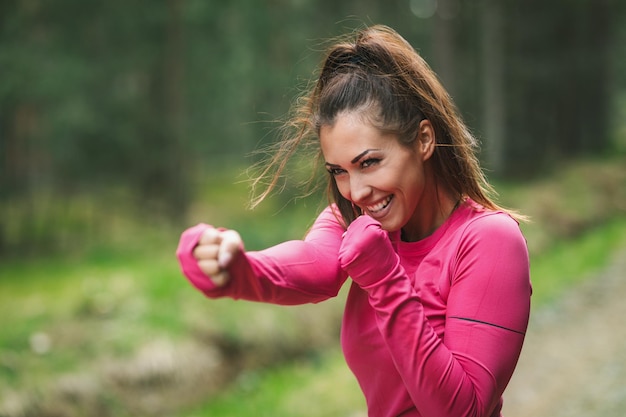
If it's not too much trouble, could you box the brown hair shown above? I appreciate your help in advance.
[251,25,519,226]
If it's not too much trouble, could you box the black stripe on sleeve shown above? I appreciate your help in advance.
[449,316,526,336]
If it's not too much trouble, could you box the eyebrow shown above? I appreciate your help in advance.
[325,149,380,169]
[351,149,379,164]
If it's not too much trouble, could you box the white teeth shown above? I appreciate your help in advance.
[367,196,392,213]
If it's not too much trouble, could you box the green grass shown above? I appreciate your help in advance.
[179,349,366,417]
[527,216,626,305]
[0,250,170,389]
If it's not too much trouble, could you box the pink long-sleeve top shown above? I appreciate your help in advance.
[176,199,532,417]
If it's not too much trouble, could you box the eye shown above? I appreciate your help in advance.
[361,158,381,168]
[326,167,346,176]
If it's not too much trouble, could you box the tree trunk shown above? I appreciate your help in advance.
[433,0,458,97]
[481,0,506,174]
[164,0,189,219]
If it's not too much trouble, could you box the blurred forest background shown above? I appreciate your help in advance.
[2,0,626,255]
[1,0,626,416]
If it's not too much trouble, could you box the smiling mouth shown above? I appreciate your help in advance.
[366,195,393,213]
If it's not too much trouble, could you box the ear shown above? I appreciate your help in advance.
[416,119,436,161]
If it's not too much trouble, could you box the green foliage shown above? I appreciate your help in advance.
[529,217,626,305]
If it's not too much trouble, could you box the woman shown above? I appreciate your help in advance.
[177,25,531,417]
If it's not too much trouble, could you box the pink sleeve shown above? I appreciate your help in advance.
[349,214,531,417]
[175,206,349,305]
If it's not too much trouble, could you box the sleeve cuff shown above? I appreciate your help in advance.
[175,223,218,292]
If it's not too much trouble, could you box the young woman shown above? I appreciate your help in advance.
[177,25,531,417]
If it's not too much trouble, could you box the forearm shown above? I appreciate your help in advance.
[231,241,349,304]
[363,271,514,417]
[176,206,348,305]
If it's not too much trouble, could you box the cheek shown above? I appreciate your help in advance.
[393,163,424,200]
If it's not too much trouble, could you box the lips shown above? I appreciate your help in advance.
[366,195,393,213]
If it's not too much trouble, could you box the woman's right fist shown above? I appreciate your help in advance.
[192,227,243,287]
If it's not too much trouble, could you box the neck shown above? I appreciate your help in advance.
[401,186,460,242]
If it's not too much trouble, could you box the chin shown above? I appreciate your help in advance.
[378,219,402,233]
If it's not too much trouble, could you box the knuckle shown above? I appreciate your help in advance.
[200,227,219,244]
[193,244,215,260]
[198,259,219,275]
[211,271,230,287]
[222,231,242,249]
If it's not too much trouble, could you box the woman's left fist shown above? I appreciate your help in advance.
[338,216,398,287]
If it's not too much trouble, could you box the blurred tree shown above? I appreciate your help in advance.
[503,0,616,176]
[132,0,190,217]
[0,0,194,254]
[480,0,506,173]
[433,0,459,96]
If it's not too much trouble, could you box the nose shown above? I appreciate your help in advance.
[349,174,372,205]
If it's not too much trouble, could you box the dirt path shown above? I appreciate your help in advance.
[502,246,626,417]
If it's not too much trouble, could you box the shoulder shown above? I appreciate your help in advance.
[311,204,345,227]
[304,205,346,241]
[466,210,522,238]
[456,199,524,239]
[447,200,529,262]
[445,203,531,296]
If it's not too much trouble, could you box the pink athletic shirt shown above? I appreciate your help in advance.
[176,199,532,417]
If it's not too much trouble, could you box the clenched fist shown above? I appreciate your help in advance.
[177,223,242,290]
[338,215,399,287]
[192,227,242,287]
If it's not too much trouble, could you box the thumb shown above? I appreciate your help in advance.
[218,230,242,268]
